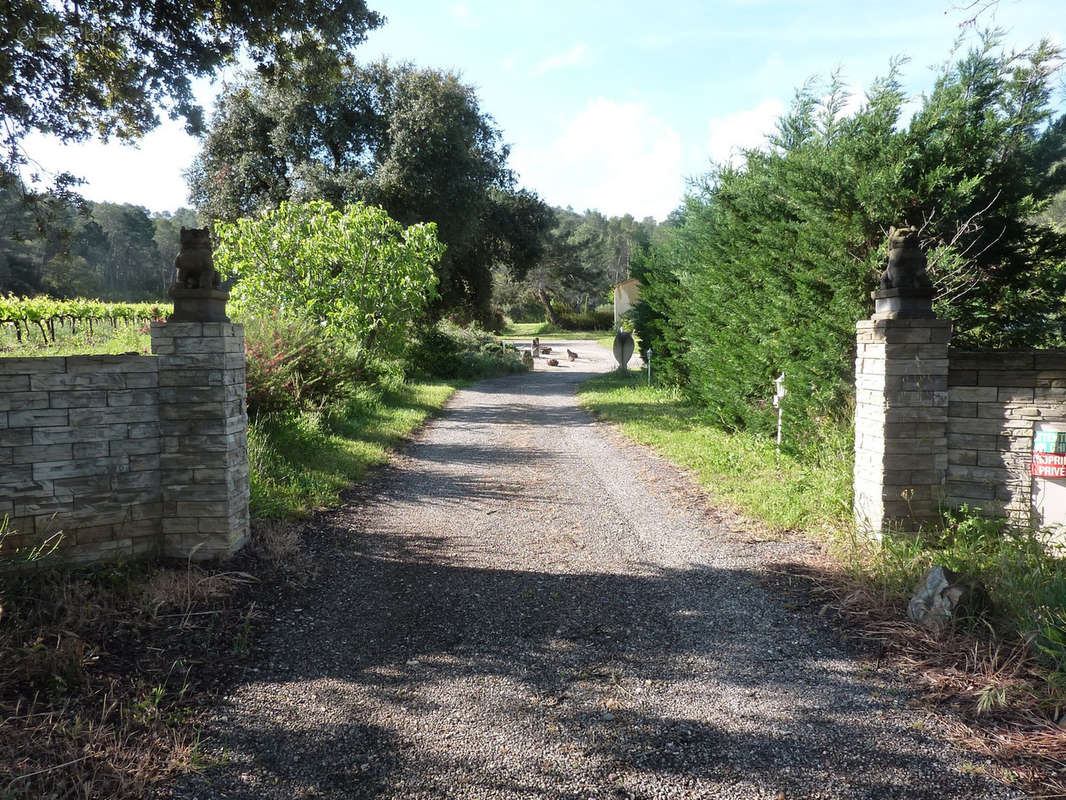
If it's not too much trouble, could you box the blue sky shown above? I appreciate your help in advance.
[20,0,1065,220]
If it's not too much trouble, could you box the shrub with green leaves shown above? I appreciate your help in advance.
[214,200,444,365]
[635,37,1066,445]
[407,320,527,380]
[242,314,364,417]
[555,305,614,331]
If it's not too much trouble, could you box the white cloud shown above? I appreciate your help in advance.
[451,4,476,27]
[20,118,201,212]
[511,98,682,220]
[531,43,589,76]
[706,98,785,167]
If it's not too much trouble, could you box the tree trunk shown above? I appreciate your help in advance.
[537,288,562,327]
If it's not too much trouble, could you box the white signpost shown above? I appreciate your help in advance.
[773,372,786,449]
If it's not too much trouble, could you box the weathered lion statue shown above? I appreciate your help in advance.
[174,227,220,290]
[880,225,932,291]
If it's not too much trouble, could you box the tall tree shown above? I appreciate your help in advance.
[635,37,1066,441]
[1,0,381,180]
[189,60,537,323]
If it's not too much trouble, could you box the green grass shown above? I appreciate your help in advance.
[577,371,853,535]
[498,321,615,341]
[0,321,151,356]
[247,380,461,519]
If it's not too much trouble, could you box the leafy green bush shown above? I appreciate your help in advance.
[407,320,527,380]
[215,200,443,366]
[243,314,363,417]
[555,306,614,331]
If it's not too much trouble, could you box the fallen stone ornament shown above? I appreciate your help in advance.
[547,358,559,366]
[613,330,635,371]
[907,565,991,631]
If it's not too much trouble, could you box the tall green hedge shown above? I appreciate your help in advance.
[635,39,1066,445]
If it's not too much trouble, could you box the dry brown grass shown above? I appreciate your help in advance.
[249,519,314,579]
[0,529,305,799]
[141,565,256,619]
[770,556,1066,796]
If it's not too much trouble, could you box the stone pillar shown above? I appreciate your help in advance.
[151,322,249,559]
[854,304,951,534]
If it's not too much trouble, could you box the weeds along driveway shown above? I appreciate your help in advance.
[171,341,1013,800]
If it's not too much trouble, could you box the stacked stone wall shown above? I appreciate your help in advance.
[0,322,248,565]
[0,355,162,563]
[946,350,1066,523]
[854,318,951,532]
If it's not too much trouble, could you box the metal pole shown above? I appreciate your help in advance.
[647,346,652,384]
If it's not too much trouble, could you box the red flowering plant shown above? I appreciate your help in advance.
[243,314,362,417]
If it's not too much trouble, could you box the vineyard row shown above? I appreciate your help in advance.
[0,296,169,344]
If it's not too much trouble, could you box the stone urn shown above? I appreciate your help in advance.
[613,330,635,371]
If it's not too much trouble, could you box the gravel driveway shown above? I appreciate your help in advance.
[172,340,1017,799]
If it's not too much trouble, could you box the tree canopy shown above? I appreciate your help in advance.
[214,199,442,361]
[1,0,381,179]
[188,59,543,324]
[0,176,196,299]
[493,207,658,326]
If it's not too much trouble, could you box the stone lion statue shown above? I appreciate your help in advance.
[880,226,932,291]
[174,227,220,290]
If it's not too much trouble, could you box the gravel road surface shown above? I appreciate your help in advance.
[172,340,1016,799]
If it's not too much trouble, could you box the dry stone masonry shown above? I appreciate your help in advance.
[854,317,951,532]
[855,228,1066,536]
[0,322,249,565]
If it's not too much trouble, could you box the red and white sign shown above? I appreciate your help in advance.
[1032,451,1066,478]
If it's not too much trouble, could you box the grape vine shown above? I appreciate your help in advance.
[0,295,168,344]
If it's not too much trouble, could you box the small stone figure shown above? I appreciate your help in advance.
[541,346,552,355]
[174,227,220,290]
[547,358,559,366]
[521,350,534,369]
[532,337,540,358]
[880,226,932,292]
[567,349,577,361]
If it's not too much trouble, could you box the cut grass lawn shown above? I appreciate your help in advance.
[248,380,462,519]
[499,321,615,342]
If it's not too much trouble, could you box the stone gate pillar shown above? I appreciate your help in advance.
[151,322,249,559]
[854,229,950,534]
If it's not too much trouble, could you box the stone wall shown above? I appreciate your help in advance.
[946,350,1066,523]
[0,322,248,565]
[853,317,951,533]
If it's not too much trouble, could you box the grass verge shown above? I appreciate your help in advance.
[248,380,461,518]
[578,370,1066,796]
[577,371,853,535]
[0,320,151,357]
